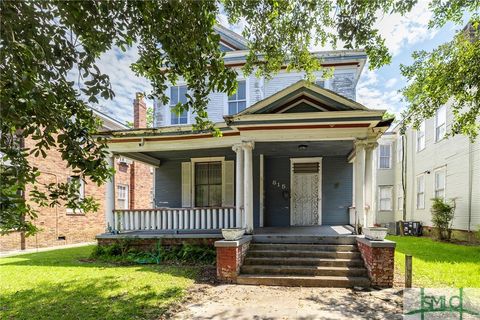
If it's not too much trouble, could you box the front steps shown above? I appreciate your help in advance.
[237,235,370,287]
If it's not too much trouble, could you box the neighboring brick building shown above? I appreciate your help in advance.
[0,94,154,252]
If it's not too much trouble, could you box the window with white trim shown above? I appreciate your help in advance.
[397,184,403,212]
[228,80,247,115]
[397,136,403,163]
[378,186,393,211]
[435,105,446,141]
[416,174,425,209]
[67,176,85,211]
[170,85,188,124]
[194,162,222,207]
[417,121,426,151]
[378,144,392,169]
[117,184,129,209]
[434,167,446,198]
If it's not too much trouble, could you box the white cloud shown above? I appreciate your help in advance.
[385,78,398,88]
[375,1,436,56]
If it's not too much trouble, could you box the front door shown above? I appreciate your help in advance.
[290,158,322,226]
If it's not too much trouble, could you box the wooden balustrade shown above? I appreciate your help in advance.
[113,207,239,232]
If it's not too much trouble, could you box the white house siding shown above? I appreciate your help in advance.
[376,106,480,231]
[154,68,359,127]
[375,134,397,224]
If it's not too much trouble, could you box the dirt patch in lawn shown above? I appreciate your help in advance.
[168,284,404,320]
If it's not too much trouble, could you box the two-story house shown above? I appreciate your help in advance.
[375,104,480,240]
[95,25,398,288]
[98,25,392,235]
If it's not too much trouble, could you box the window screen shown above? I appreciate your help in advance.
[195,162,222,207]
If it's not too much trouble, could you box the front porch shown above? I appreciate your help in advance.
[99,81,391,239]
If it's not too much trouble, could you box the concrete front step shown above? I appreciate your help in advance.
[250,243,359,252]
[241,265,368,277]
[244,256,365,267]
[237,274,371,287]
[248,249,361,259]
[252,235,358,244]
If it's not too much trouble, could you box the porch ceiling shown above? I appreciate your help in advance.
[123,140,353,161]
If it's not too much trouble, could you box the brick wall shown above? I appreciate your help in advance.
[0,138,154,253]
[215,238,251,283]
[97,237,217,251]
[357,238,395,288]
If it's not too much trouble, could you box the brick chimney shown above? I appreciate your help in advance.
[133,92,147,128]
[130,92,148,209]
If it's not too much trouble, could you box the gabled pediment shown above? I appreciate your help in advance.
[236,80,369,116]
[214,25,248,52]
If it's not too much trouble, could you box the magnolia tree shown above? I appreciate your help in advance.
[0,0,476,234]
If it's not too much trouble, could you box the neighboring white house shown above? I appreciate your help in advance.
[375,104,480,234]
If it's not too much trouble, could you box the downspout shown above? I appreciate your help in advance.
[401,130,407,222]
[467,140,473,232]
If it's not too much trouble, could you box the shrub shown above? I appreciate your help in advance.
[92,241,216,265]
[431,197,455,241]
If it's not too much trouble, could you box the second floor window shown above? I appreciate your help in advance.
[170,85,188,124]
[228,80,247,115]
[416,121,426,152]
[435,105,446,141]
[397,136,403,163]
[378,144,391,169]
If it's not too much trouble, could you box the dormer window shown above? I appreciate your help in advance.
[228,80,247,115]
[170,85,188,124]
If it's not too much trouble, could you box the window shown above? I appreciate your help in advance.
[397,136,403,163]
[378,186,393,211]
[228,80,247,115]
[315,80,325,88]
[170,85,188,124]
[397,184,404,212]
[67,176,85,211]
[434,168,446,198]
[378,144,392,169]
[435,105,446,141]
[416,175,425,209]
[68,176,85,200]
[195,162,222,207]
[117,184,129,209]
[416,121,426,151]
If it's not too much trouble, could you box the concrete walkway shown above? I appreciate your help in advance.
[172,284,403,320]
[0,242,95,258]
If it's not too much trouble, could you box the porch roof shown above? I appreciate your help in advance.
[97,82,391,164]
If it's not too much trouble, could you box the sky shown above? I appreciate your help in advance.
[92,1,467,124]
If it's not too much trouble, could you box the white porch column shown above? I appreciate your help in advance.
[243,141,255,233]
[105,155,115,232]
[354,141,366,229]
[364,142,377,227]
[232,144,244,227]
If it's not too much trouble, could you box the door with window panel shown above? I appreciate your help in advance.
[195,162,222,207]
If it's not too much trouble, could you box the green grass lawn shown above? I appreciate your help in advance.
[388,236,480,288]
[0,246,198,320]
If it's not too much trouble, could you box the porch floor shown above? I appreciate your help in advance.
[96,225,355,240]
[254,225,354,236]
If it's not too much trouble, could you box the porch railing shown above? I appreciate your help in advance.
[113,207,238,232]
